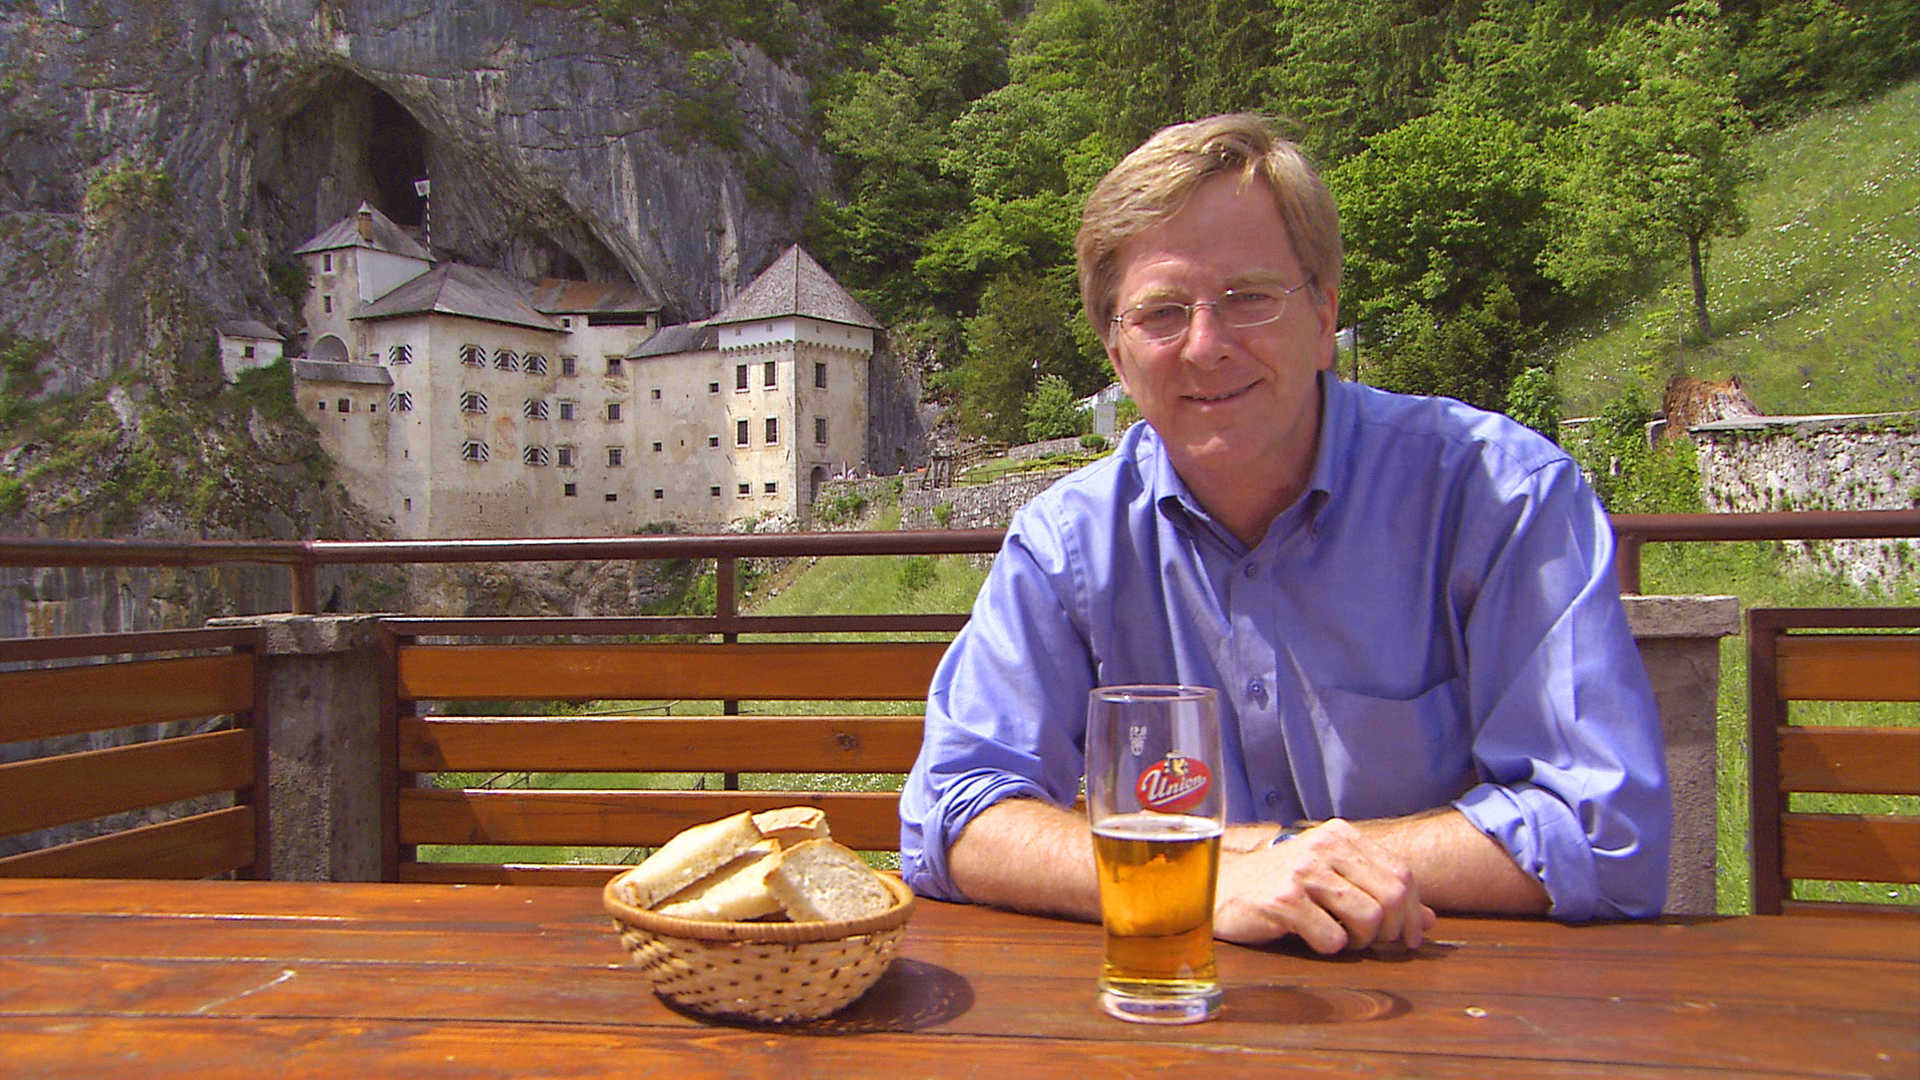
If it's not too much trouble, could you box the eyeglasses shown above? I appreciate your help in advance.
[1110,278,1315,346]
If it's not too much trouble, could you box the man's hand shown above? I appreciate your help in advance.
[1214,818,1437,954]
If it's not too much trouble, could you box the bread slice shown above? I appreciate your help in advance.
[655,841,785,920]
[617,810,763,909]
[767,839,895,922]
[751,806,830,845]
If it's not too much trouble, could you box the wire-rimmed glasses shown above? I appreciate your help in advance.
[1110,278,1315,346]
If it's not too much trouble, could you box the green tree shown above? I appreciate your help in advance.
[1264,0,1479,158]
[1022,374,1087,441]
[943,270,1098,442]
[1366,285,1537,412]
[1542,0,1759,339]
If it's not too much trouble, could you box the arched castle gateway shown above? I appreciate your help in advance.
[289,203,880,537]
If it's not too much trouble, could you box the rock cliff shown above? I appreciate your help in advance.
[1,0,833,391]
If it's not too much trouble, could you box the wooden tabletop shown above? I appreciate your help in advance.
[0,878,1913,1079]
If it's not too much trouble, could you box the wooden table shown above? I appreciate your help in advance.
[0,879,1913,1078]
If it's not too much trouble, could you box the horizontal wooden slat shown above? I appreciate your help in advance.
[395,642,946,702]
[1782,813,1920,884]
[1778,727,1920,795]
[0,654,254,743]
[1775,635,1920,702]
[398,789,904,850]
[1780,899,1920,918]
[398,715,924,773]
[0,729,254,836]
[0,806,254,879]
[395,863,629,886]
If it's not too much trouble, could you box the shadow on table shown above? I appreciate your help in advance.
[663,959,974,1035]
[1219,935,1459,1024]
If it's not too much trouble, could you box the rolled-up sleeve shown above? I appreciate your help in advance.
[899,512,1096,901]
[1451,461,1671,920]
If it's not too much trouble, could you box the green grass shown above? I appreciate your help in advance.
[1555,77,1919,418]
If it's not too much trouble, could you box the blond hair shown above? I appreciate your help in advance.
[1075,114,1341,339]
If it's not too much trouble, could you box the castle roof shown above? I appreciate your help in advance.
[531,278,659,316]
[293,202,432,261]
[219,319,281,341]
[353,263,564,333]
[628,322,716,359]
[710,246,880,330]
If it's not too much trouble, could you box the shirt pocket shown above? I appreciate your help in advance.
[1309,679,1473,821]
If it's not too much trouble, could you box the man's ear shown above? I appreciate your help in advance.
[1314,284,1340,373]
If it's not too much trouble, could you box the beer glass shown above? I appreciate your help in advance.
[1085,684,1224,1024]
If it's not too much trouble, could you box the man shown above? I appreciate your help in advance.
[898,114,1670,954]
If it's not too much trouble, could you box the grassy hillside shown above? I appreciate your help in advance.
[1555,78,1918,418]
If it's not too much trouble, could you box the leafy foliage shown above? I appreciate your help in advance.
[1020,374,1087,442]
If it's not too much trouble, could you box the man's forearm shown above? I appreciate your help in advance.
[1350,807,1549,915]
[947,798,1100,921]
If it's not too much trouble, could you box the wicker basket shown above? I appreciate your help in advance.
[602,869,916,1023]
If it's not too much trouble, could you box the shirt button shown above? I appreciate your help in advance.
[1263,790,1282,808]
[1247,677,1266,702]
[1243,563,1259,579]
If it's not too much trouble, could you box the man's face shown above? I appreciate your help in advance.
[1103,174,1338,487]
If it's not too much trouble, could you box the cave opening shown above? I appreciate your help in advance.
[366,89,427,229]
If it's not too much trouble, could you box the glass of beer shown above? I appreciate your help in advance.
[1085,684,1224,1024]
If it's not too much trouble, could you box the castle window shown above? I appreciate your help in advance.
[764,417,778,445]
[814,362,827,389]
[524,353,549,375]
[389,391,413,412]
[605,401,622,421]
[710,485,722,497]
[737,483,751,496]
[708,381,720,394]
[560,356,578,376]
[708,435,720,448]
[765,482,777,494]
[606,356,624,376]
[322,252,333,273]
[814,416,827,445]
[523,398,549,420]
[605,492,618,502]
[558,400,576,421]
[564,482,577,497]
[651,441,662,453]
[735,364,748,391]
[317,400,326,411]
[523,446,551,467]
[460,344,486,367]
[459,391,488,415]
[337,398,351,413]
[460,440,490,463]
[556,445,575,468]
[764,361,777,388]
[388,344,412,365]
[494,349,520,372]
[735,419,749,446]
[653,489,664,500]
[607,446,624,467]
[650,387,661,400]
[323,295,333,314]
[242,345,255,359]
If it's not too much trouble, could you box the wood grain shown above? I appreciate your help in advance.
[0,806,254,879]
[1774,634,1920,702]
[398,715,923,773]
[396,788,903,849]
[1781,812,1920,883]
[1777,726,1920,795]
[395,642,948,702]
[0,728,254,836]
[0,653,254,743]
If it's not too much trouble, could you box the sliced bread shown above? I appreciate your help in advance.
[751,806,830,845]
[617,810,763,909]
[654,841,785,920]
[767,838,895,922]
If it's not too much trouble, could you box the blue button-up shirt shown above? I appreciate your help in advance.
[900,374,1670,920]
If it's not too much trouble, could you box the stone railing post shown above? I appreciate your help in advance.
[1623,595,1741,915]
[207,613,388,881]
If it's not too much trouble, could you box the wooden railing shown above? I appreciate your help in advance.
[0,511,1913,609]
[0,627,265,879]
[386,617,955,885]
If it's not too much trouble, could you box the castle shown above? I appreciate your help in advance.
[247,203,880,538]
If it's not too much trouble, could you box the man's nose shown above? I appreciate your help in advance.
[1181,302,1233,364]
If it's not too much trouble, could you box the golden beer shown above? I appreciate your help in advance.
[1092,811,1223,1004]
